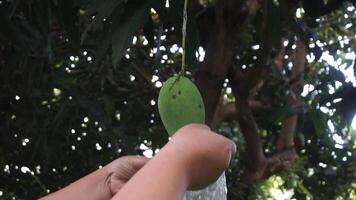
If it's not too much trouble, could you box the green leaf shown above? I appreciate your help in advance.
[309,109,328,137]
[103,97,115,116]
[267,0,281,54]
[111,1,150,67]
[329,67,345,84]
[81,0,125,44]
[185,19,200,67]
[273,106,302,123]
[297,181,313,199]
[313,45,323,61]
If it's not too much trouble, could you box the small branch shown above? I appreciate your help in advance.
[274,38,286,71]
[237,111,266,172]
[226,0,270,182]
[211,101,236,130]
[227,36,306,186]
[228,66,267,176]
[195,32,233,125]
[249,100,272,111]
[276,39,306,152]
[211,99,272,129]
[238,0,264,24]
[264,148,299,177]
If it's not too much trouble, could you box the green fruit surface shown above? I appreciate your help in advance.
[158,75,205,136]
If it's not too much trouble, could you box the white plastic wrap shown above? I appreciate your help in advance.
[183,173,227,200]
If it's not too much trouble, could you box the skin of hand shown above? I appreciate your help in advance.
[113,123,236,200]
[40,156,149,200]
[171,124,236,190]
[105,156,149,195]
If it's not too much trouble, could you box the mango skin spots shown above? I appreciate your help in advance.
[158,76,205,136]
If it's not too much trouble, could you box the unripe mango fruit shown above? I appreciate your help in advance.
[158,76,205,136]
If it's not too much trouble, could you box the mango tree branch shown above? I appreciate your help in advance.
[226,0,271,181]
[194,0,264,125]
[276,38,306,152]
[227,38,306,184]
[228,66,268,182]
[211,99,272,130]
[266,38,306,175]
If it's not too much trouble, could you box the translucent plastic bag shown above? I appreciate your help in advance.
[183,173,227,200]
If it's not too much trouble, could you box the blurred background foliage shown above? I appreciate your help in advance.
[0,0,355,199]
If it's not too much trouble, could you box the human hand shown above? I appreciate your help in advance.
[104,156,149,196]
[110,124,235,200]
[168,124,236,190]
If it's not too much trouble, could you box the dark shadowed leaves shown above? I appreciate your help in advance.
[309,109,328,138]
[267,0,281,54]
[329,67,346,84]
[81,0,125,44]
[111,1,151,67]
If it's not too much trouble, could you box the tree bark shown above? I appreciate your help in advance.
[194,0,264,126]
[192,0,308,199]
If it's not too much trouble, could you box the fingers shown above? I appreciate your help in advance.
[175,123,237,165]
[213,133,236,171]
[218,134,236,160]
[169,123,237,189]
[191,124,237,162]
[107,156,150,195]
[127,156,150,171]
[224,139,236,168]
[107,156,150,179]
[172,123,211,139]
[185,123,211,130]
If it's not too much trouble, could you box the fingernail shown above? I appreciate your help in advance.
[228,142,237,163]
[227,151,232,164]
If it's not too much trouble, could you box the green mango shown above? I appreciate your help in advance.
[158,75,205,136]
